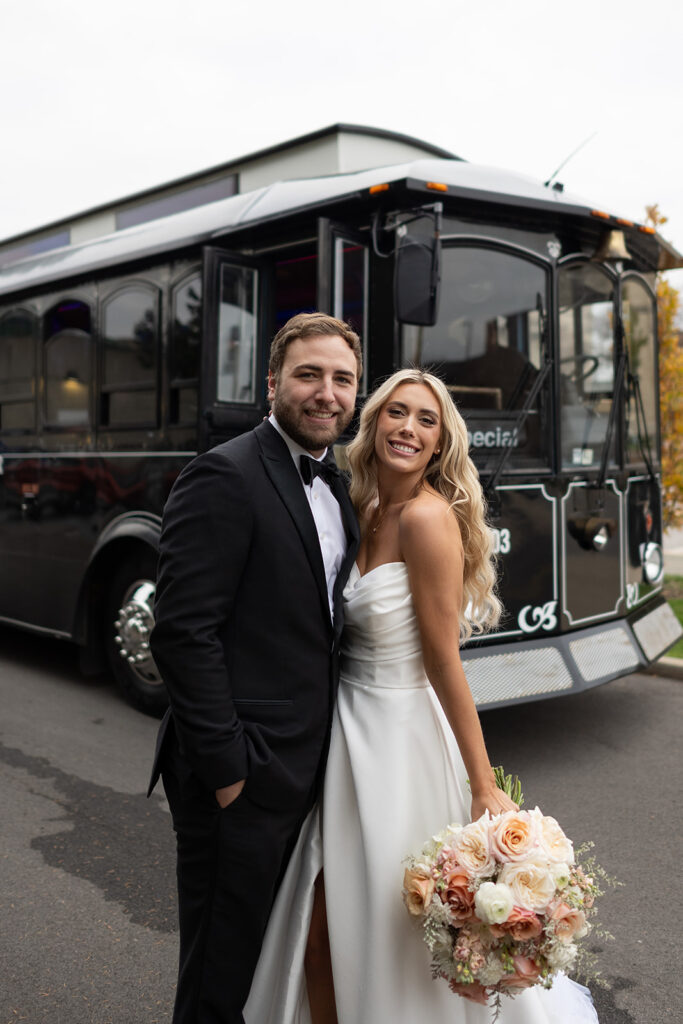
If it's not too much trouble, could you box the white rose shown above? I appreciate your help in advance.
[530,808,574,864]
[452,817,495,877]
[474,881,514,924]
[551,862,571,889]
[499,856,556,912]
[547,942,578,972]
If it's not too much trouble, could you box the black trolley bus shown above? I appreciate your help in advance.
[1,148,681,713]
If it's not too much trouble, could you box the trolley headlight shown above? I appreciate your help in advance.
[567,514,615,552]
[640,542,663,585]
[592,525,609,551]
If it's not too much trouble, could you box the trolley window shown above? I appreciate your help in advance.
[169,271,202,426]
[216,264,258,404]
[623,277,658,465]
[101,284,160,427]
[44,300,92,429]
[0,309,37,432]
[558,263,616,469]
[402,245,549,468]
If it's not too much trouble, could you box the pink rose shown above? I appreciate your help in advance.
[402,867,435,916]
[444,866,476,923]
[503,906,543,941]
[449,980,489,1005]
[551,902,589,941]
[491,810,536,862]
[499,955,542,990]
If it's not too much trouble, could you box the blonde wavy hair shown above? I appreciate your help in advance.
[346,368,502,641]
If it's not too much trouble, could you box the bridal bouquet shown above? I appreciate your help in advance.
[402,769,610,1014]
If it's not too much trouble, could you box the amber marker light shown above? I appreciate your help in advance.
[369,183,390,194]
[617,218,634,227]
[638,225,656,234]
[590,209,610,219]
[426,181,448,192]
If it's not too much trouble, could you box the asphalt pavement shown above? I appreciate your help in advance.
[0,624,681,1024]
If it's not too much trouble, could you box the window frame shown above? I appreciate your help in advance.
[620,272,660,470]
[168,265,202,428]
[201,247,265,405]
[0,306,38,435]
[556,256,620,472]
[41,297,94,433]
[99,278,162,430]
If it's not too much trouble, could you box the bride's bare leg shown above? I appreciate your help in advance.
[305,871,338,1024]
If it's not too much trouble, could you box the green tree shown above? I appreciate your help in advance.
[645,205,683,528]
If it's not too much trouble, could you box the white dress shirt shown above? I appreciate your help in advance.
[269,415,347,620]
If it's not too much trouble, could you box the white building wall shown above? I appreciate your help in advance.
[70,212,117,244]
[238,136,341,191]
[337,132,448,173]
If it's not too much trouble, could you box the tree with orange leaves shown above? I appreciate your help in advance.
[645,205,683,529]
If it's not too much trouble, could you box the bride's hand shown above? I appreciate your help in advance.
[471,786,518,821]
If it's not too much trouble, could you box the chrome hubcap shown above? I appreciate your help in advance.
[113,579,162,686]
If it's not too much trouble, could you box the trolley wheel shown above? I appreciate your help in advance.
[105,552,167,716]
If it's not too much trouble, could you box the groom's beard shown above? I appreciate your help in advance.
[271,396,354,453]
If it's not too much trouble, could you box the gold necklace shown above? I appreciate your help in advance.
[371,503,387,534]
[371,481,423,534]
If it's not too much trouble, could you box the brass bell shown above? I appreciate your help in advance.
[593,229,632,264]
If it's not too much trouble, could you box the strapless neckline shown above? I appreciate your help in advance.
[350,560,408,583]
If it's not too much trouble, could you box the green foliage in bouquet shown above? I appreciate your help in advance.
[492,766,524,808]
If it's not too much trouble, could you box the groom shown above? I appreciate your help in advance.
[148,312,361,1024]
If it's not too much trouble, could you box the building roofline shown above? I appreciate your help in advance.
[0,123,461,248]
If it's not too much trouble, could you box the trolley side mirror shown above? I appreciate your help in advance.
[394,221,441,327]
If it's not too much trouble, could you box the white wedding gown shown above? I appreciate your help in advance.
[245,562,598,1023]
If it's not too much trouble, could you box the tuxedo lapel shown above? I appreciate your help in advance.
[328,459,360,637]
[255,421,332,628]
[323,453,360,548]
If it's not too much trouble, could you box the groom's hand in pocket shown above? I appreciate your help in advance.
[215,779,246,808]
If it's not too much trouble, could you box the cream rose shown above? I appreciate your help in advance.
[491,810,536,863]
[530,808,574,864]
[403,867,435,916]
[498,856,556,912]
[474,881,514,925]
[452,817,495,877]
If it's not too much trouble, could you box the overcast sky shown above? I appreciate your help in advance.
[2,0,682,286]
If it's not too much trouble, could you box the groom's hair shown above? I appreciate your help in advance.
[269,312,363,380]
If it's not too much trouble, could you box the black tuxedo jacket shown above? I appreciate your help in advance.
[148,420,359,811]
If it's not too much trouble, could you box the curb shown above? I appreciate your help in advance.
[646,656,683,682]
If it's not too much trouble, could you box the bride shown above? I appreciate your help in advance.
[245,369,598,1024]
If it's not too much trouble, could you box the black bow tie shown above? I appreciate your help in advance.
[300,454,340,487]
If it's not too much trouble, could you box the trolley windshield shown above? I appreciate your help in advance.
[401,244,549,469]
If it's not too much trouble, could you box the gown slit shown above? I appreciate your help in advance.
[245,563,598,1024]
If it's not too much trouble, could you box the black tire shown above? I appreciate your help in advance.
[104,551,168,717]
